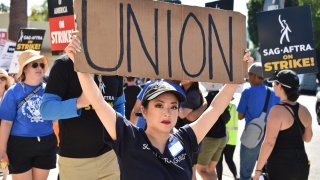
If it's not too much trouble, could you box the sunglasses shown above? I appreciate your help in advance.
[31,62,45,69]
[0,76,7,81]
[273,80,292,88]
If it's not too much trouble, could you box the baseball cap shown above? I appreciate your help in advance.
[141,81,185,105]
[268,69,300,89]
[248,62,263,78]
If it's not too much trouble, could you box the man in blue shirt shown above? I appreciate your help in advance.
[40,55,124,180]
[237,62,279,180]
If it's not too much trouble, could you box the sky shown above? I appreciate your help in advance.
[0,0,249,17]
[0,0,44,15]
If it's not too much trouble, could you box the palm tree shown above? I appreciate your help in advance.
[8,0,27,41]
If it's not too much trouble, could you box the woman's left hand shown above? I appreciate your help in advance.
[65,34,82,62]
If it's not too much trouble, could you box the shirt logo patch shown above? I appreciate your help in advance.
[22,95,43,123]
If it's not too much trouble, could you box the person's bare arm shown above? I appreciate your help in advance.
[190,84,238,143]
[130,99,142,125]
[299,105,313,142]
[253,106,282,179]
[190,49,252,143]
[238,112,245,120]
[66,35,117,140]
[76,73,117,140]
[185,97,207,121]
[0,120,13,161]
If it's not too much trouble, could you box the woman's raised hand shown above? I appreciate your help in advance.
[65,34,82,62]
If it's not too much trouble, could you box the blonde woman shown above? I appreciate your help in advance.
[0,68,14,102]
[0,50,57,180]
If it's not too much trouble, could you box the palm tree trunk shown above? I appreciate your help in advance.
[8,0,27,41]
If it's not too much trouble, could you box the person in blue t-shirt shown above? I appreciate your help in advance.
[0,50,57,180]
[64,35,251,180]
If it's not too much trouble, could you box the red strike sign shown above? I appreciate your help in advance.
[49,15,75,51]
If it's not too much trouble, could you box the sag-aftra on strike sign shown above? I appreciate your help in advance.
[257,5,317,78]
[73,0,247,83]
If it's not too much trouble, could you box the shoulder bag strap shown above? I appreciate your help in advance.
[17,85,42,109]
[262,88,271,113]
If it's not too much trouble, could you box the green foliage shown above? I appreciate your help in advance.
[0,3,9,13]
[247,0,264,48]
[298,0,320,52]
[285,0,299,6]
[28,1,48,21]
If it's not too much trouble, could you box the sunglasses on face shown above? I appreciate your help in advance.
[31,62,45,69]
[0,76,7,81]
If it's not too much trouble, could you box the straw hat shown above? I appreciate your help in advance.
[0,68,14,89]
[16,50,48,80]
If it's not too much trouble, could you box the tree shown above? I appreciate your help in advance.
[247,0,299,48]
[8,0,27,41]
[0,3,9,13]
[298,0,320,79]
[29,1,48,21]
[247,0,264,48]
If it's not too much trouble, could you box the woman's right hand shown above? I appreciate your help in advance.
[0,152,9,169]
[65,34,82,62]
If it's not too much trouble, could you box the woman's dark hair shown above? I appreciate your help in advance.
[142,99,150,108]
[282,85,300,101]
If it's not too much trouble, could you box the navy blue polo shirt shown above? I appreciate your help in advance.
[108,113,199,180]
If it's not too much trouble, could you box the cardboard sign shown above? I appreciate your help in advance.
[73,0,246,83]
[0,40,16,70]
[9,28,45,74]
[49,15,75,51]
[257,5,317,78]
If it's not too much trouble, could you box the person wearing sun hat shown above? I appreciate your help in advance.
[0,68,14,178]
[15,49,49,82]
[0,50,57,179]
[253,69,312,180]
[0,68,14,93]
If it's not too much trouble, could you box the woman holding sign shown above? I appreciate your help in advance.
[66,35,252,180]
[253,70,312,180]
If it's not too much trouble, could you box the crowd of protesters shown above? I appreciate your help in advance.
[0,34,313,180]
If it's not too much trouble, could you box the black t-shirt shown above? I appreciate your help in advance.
[124,85,141,119]
[108,113,199,180]
[205,91,230,138]
[45,56,123,158]
[176,88,202,129]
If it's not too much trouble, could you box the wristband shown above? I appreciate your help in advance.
[255,169,262,172]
